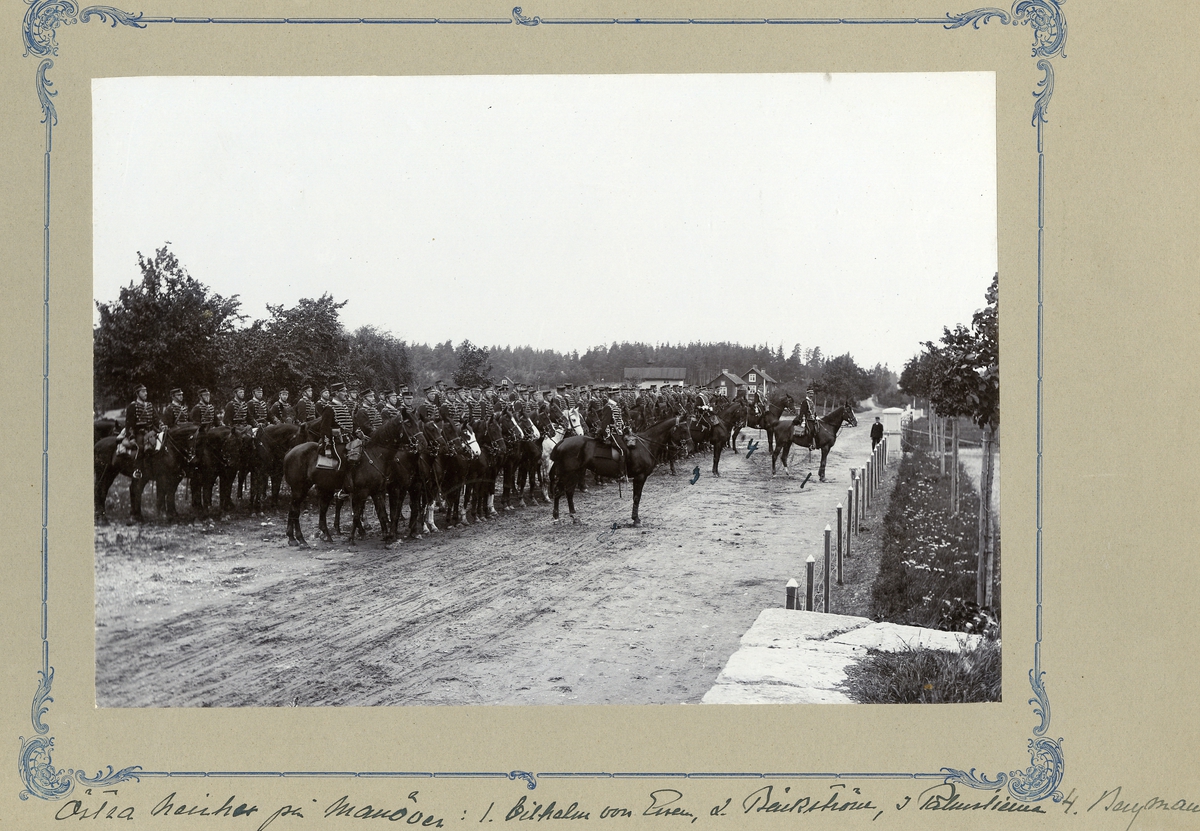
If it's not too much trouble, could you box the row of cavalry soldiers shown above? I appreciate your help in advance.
[95,376,825,542]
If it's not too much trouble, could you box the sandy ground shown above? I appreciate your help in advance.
[95,412,886,707]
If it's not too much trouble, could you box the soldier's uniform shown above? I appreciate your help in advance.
[224,387,251,431]
[417,388,440,424]
[190,390,217,432]
[162,388,188,428]
[380,392,399,422]
[248,388,269,429]
[355,392,383,436]
[329,387,354,436]
[295,387,316,424]
[122,385,159,470]
[269,393,295,425]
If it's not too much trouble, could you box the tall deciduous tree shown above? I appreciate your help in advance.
[93,245,242,409]
[452,340,492,389]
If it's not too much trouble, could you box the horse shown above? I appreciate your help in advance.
[549,415,681,525]
[282,413,407,547]
[510,411,546,507]
[254,419,324,508]
[94,425,199,524]
[191,427,239,516]
[770,401,858,480]
[749,392,794,456]
[387,421,431,541]
[463,417,506,523]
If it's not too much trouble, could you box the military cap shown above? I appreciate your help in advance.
[253,383,263,392]
[169,387,183,396]
[134,383,147,393]
[300,380,314,391]
[330,381,346,393]
[363,389,375,397]
[423,385,435,393]
[232,381,245,391]
[197,387,209,396]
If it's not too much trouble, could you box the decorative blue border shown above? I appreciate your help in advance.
[18,0,1064,805]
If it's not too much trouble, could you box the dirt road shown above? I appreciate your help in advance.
[96,413,881,707]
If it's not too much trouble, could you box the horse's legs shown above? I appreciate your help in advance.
[819,447,829,482]
[631,476,645,526]
[712,443,722,477]
[318,491,334,542]
[287,483,312,546]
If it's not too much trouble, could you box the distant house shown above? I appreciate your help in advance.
[705,369,747,398]
[623,367,687,388]
[742,366,778,399]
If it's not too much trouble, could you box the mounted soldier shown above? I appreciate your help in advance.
[417,386,440,425]
[162,387,188,428]
[294,382,316,424]
[314,387,331,419]
[189,388,216,433]
[797,385,818,446]
[248,385,269,431]
[269,388,296,425]
[118,383,160,477]
[380,390,399,422]
[355,389,383,437]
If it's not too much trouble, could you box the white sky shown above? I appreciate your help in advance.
[93,73,996,371]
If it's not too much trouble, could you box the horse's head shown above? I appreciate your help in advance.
[843,402,858,428]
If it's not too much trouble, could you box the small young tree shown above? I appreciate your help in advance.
[925,273,1000,606]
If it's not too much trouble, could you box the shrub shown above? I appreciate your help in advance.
[840,638,1002,703]
[870,444,1000,628]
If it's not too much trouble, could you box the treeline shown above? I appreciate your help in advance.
[94,246,902,410]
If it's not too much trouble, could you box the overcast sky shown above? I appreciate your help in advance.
[93,73,996,371]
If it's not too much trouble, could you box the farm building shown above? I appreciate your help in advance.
[623,367,687,388]
[742,365,778,399]
[705,369,747,398]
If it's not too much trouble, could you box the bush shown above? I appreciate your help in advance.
[869,444,1000,628]
[840,638,1001,703]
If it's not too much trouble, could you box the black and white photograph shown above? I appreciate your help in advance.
[92,73,1000,707]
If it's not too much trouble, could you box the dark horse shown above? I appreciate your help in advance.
[283,411,406,547]
[94,425,199,524]
[549,415,681,526]
[770,401,858,480]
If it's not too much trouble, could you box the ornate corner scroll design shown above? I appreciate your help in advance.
[20,668,144,800]
[23,0,144,58]
[948,0,1064,122]
[1032,58,1054,125]
[508,771,538,790]
[939,670,1065,803]
[944,8,1011,29]
[512,6,540,26]
[36,58,57,124]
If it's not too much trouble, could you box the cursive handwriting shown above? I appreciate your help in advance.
[916,784,1045,814]
[1086,786,1200,831]
[644,789,696,822]
[326,793,445,827]
[505,795,590,821]
[742,784,877,816]
[151,792,260,819]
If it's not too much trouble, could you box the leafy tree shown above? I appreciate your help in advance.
[260,294,350,390]
[452,340,492,388]
[819,353,872,404]
[93,245,242,409]
[347,326,412,394]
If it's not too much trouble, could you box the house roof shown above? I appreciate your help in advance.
[706,370,747,388]
[624,367,687,381]
[744,365,778,384]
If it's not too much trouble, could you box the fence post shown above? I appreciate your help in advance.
[805,556,815,611]
[860,466,867,516]
[786,578,798,610]
[866,458,873,511]
[845,487,853,559]
[836,505,844,585]
[823,525,831,613]
[850,469,858,536]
